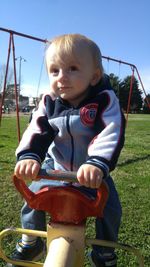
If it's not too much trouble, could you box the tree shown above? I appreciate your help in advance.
[119,76,143,112]
[109,73,121,97]
[143,94,150,114]
[0,64,13,95]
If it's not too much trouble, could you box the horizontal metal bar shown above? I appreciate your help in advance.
[37,169,77,183]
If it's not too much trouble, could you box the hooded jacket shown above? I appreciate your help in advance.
[16,75,126,178]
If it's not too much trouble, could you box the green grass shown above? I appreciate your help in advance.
[0,114,150,266]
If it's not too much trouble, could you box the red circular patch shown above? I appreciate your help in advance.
[80,103,98,126]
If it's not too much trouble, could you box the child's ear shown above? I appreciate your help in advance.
[90,69,102,86]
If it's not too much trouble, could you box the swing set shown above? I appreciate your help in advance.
[0,27,150,143]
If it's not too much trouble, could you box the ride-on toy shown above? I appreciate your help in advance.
[0,169,144,266]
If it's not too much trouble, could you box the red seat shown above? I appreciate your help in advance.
[13,175,109,225]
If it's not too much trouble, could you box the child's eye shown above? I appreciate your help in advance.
[50,68,59,75]
[69,66,78,72]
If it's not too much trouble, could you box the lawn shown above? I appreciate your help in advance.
[0,113,149,266]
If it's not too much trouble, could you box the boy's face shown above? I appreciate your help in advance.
[46,43,101,106]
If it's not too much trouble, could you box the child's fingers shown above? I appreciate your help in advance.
[31,163,41,180]
[77,164,103,188]
[14,160,40,180]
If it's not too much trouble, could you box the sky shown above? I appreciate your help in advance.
[0,0,150,97]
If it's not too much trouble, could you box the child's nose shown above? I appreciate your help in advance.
[58,70,68,81]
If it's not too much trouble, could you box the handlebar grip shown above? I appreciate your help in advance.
[37,169,77,183]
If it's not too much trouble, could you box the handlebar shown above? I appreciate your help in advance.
[37,169,77,182]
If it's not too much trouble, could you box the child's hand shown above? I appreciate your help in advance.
[77,164,104,188]
[14,159,40,181]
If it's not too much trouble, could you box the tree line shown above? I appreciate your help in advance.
[109,73,150,114]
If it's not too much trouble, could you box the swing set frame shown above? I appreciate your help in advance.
[0,26,150,143]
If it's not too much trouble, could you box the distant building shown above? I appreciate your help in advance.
[0,84,39,112]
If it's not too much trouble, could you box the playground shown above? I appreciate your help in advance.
[0,113,149,266]
[0,27,150,266]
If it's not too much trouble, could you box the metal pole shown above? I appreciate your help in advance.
[126,67,135,122]
[15,56,26,108]
[0,27,47,43]
[11,34,21,142]
[0,35,12,126]
[134,66,150,109]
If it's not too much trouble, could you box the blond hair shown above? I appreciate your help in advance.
[46,34,103,74]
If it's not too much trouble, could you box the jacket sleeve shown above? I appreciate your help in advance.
[86,90,126,178]
[15,94,55,163]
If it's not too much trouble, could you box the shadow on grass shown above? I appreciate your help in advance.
[118,154,150,167]
[0,135,9,138]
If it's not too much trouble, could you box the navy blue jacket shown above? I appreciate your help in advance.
[16,76,126,178]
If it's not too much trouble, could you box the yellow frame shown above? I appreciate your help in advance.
[0,225,144,267]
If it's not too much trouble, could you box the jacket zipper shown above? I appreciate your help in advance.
[66,112,74,171]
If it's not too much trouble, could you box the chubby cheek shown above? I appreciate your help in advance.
[75,79,89,92]
[50,79,57,92]
[76,72,91,87]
